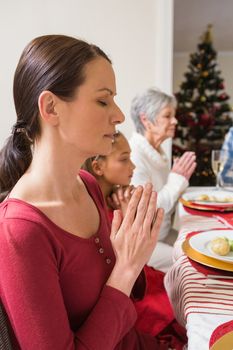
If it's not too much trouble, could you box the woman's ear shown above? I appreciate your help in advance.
[38,91,59,126]
[140,114,152,131]
[92,159,105,177]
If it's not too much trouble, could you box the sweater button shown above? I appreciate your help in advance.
[99,247,104,254]
[105,258,111,264]
[94,237,100,244]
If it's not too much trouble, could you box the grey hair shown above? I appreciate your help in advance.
[130,88,177,135]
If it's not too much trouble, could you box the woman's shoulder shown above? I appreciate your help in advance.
[0,198,46,222]
[0,199,57,250]
[0,198,65,245]
[129,132,146,149]
[130,133,159,157]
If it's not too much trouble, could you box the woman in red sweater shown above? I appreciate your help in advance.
[0,35,165,349]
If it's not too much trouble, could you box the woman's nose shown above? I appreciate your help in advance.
[112,104,125,125]
[172,116,178,125]
[131,160,136,170]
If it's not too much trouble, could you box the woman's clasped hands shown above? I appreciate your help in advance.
[107,183,164,296]
[172,151,196,181]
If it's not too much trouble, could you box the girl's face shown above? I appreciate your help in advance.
[55,57,125,159]
[101,136,135,187]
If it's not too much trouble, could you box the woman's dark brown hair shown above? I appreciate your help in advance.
[0,35,111,201]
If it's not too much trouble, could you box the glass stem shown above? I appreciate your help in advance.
[216,172,220,190]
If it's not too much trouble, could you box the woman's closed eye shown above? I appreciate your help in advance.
[119,157,130,162]
[98,100,108,106]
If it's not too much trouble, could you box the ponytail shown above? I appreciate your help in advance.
[0,130,32,202]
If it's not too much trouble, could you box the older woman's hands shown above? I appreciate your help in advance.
[171,151,196,181]
[107,184,164,296]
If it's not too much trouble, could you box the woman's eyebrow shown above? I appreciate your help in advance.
[97,88,116,96]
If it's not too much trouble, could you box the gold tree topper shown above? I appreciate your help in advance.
[202,24,213,44]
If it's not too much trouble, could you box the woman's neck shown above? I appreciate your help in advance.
[12,137,87,203]
[144,131,164,151]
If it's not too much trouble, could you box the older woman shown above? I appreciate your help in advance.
[130,88,196,272]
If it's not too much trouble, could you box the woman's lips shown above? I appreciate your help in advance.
[104,133,115,139]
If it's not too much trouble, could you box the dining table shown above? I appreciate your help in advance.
[164,186,233,350]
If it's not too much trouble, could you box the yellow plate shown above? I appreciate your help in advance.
[180,198,233,212]
[210,331,233,350]
[182,238,233,272]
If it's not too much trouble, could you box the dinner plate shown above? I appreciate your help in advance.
[189,230,233,263]
[182,239,233,272]
[180,190,233,212]
[179,198,233,212]
[182,190,233,206]
[210,331,233,350]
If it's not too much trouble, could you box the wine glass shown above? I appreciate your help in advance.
[211,150,227,190]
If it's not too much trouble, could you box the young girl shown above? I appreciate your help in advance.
[0,35,164,350]
[83,131,135,220]
[82,132,187,350]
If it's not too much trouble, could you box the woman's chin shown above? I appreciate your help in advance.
[168,131,175,138]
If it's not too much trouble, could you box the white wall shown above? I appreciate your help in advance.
[173,52,233,106]
[0,0,174,150]
[153,0,174,160]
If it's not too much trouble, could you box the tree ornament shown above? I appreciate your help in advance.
[188,112,196,118]
[219,93,228,100]
[199,113,213,127]
[202,71,209,77]
[187,118,197,127]
[200,96,206,102]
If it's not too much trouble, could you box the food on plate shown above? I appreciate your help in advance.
[197,194,210,201]
[194,194,233,203]
[210,237,233,256]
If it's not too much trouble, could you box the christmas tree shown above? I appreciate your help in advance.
[173,25,232,186]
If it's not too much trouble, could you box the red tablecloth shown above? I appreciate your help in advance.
[164,197,233,349]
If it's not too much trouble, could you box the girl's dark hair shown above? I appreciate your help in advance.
[0,34,111,202]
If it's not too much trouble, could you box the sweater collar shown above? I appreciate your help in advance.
[130,132,168,163]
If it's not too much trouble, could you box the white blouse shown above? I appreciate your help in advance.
[129,132,188,241]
